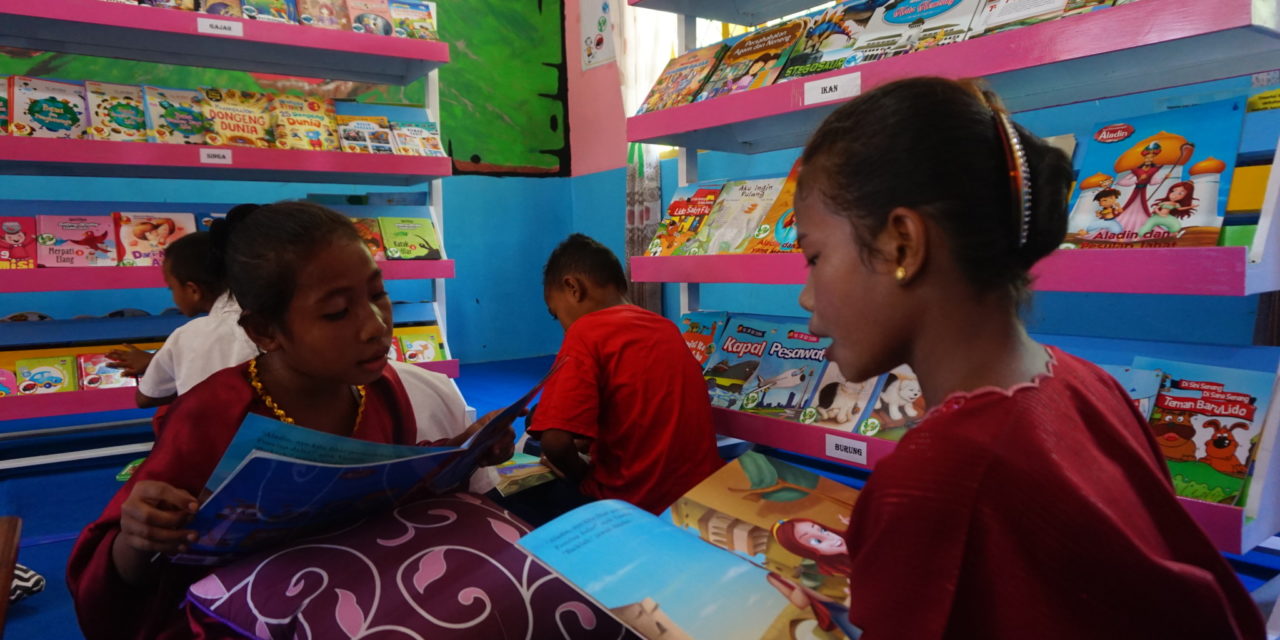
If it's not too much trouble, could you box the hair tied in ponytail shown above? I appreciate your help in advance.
[208,203,262,281]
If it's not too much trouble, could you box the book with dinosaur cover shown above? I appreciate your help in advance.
[695,19,808,102]
[777,1,873,82]
[113,212,197,267]
[0,217,36,269]
[85,81,148,142]
[852,0,983,61]
[7,76,88,139]
[679,311,729,368]
[647,182,725,256]
[378,216,442,259]
[35,215,117,267]
[143,86,209,145]
[678,177,786,255]
[703,316,781,409]
[744,161,801,253]
[637,43,727,114]
[738,320,830,420]
[1063,99,1244,248]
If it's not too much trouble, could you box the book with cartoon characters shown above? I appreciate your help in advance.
[112,212,196,267]
[200,0,243,17]
[858,364,927,441]
[777,0,875,82]
[0,76,8,134]
[398,326,449,363]
[35,215,117,267]
[1064,99,1245,248]
[297,0,349,28]
[143,86,209,145]
[85,81,148,142]
[269,94,338,151]
[346,0,394,35]
[1132,357,1276,509]
[678,177,786,256]
[637,43,727,114]
[1099,364,1162,420]
[694,19,808,102]
[743,161,801,254]
[737,320,830,420]
[798,362,883,435]
[388,0,437,39]
[0,369,16,397]
[7,76,88,139]
[703,316,780,409]
[76,354,138,390]
[16,356,78,395]
[646,182,726,256]
[241,0,298,23]
[336,114,396,154]
[0,217,36,269]
[378,216,442,259]
[200,87,275,148]
[351,217,386,259]
[678,311,729,368]
[389,120,447,157]
[852,0,983,62]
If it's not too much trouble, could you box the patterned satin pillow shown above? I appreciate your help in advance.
[185,493,640,639]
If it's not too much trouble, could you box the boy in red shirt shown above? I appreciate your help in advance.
[527,234,723,516]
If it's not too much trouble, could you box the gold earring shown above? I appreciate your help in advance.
[895,266,907,282]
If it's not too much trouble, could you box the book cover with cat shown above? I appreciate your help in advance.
[399,326,449,362]
[694,19,808,102]
[647,182,726,256]
[113,212,196,267]
[799,362,883,434]
[677,177,786,256]
[378,216,442,260]
[1131,357,1276,509]
[0,217,36,269]
[737,320,830,420]
[860,364,927,440]
[678,311,728,368]
[703,316,780,409]
[637,43,727,114]
[852,0,983,62]
[35,215,117,267]
[1063,99,1243,249]
[743,161,801,254]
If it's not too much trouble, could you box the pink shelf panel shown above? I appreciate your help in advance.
[0,0,448,85]
[3,387,142,421]
[0,137,451,186]
[1,260,456,293]
[628,0,1280,153]
[412,359,460,378]
[630,246,1259,296]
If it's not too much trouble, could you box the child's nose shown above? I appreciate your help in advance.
[357,301,391,341]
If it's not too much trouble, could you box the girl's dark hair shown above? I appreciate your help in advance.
[798,76,1073,303]
[543,233,628,293]
[209,201,362,327]
[163,231,225,297]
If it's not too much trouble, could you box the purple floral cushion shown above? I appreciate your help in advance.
[185,493,640,639]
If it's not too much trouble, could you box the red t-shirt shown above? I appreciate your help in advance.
[529,305,724,513]
[843,347,1264,639]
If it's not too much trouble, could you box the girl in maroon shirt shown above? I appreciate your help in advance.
[793,77,1264,639]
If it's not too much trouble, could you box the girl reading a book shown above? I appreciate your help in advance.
[793,77,1263,638]
[68,202,514,640]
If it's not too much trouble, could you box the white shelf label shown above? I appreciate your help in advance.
[199,148,234,165]
[197,17,244,37]
[825,433,868,466]
[804,73,861,106]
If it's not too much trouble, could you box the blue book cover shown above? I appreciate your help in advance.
[703,315,782,409]
[738,319,830,419]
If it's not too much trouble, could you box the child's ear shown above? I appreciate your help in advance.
[240,313,281,353]
[183,281,203,303]
[562,275,588,303]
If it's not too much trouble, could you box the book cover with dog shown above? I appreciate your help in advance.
[799,362,883,435]
[859,364,927,440]
[1133,357,1276,507]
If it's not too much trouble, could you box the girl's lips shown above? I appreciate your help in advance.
[358,352,388,372]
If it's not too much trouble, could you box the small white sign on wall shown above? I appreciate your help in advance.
[825,433,869,466]
[804,73,861,106]
[199,148,234,165]
[197,17,244,38]
[580,0,616,70]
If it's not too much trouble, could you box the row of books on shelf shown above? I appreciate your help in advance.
[99,0,440,39]
[0,76,447,156]
[0,212,442,269]
[653,95,1248,254]
[680,310,1277,515]
[0,324,449,397]
[639,0,1143,115]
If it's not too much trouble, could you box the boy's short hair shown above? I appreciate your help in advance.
[164,231,225,296]
[1094,188,1121,201]
[543,233,628,292]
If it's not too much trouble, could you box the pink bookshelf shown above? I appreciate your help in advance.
[627,0,1280,153]
[0,0,449,84]
[3,387,141,421]
[413,359,460,378]
[631,247,1275,296]
[715,408,1257,553]
[0,260,456,294]
[0,137,451,186]
[626,0,815,26]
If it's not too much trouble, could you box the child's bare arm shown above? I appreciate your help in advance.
[134,389,176,409]
[539,428,590,484]
[107,344,154,377]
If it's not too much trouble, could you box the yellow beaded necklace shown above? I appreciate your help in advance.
[248,357,367,432]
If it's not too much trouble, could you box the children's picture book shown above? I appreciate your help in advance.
[85,81,148,142]
[679,310,729,368]
[7,76,88,139]
[113,212,196,267]
[269,94,338,151]
[1132,357,1276,508]
[647,182,725,256]
[199,0,244,16]
[351,217,386,259]
[378,216,442,259]
[140,0,197,7]
[695,19,808,102]
[240,0,298,22]
[15,356,78,395]
[199,87,274,148]
[388,0,437,39]
[336,114,396,153]
[346,0,394,35]
[738,321,830,420]
[35,215,117,267]
[860,363,926,440]
[143,86,209,145]
[76,353,138,390]
[968,0,1066,36]
[1064,99,1244,248]
[777,1,873,83]
[744,161,801,253]
[679,177,786,255]
[0,369,15,397]
[297,0,350,28]
[399,326,449,362]
[494,452,556,497]
[0,217,37,269]
[637,43,727,114]
[800,362,882,434]
[0,76,8,134]
[390,120,447,157]
[704,316,780,409]
[853,0,983,61]
[521,451,862,639]
[1099,363,1162,420]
